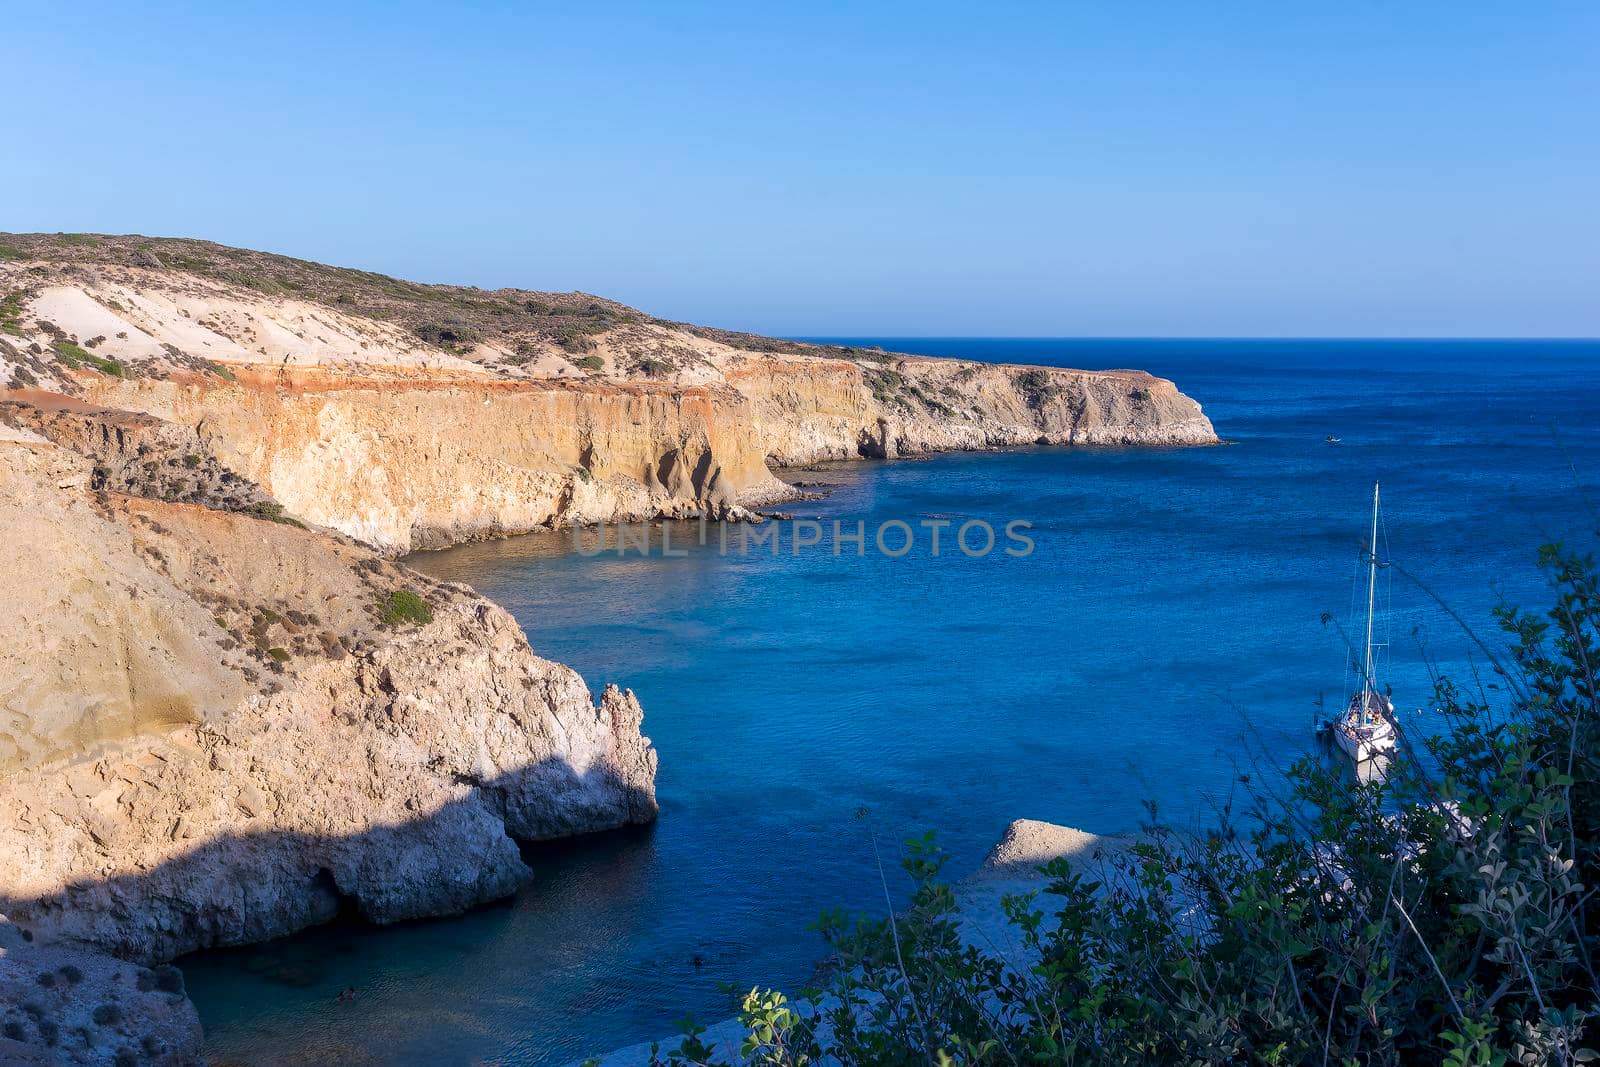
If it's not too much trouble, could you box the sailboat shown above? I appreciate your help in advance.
[1329,483,1397,763]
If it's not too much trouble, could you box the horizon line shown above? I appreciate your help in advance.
[787,334,1600,343]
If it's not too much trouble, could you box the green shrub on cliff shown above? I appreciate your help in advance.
[0,291,24,334]
[51,339,124,377]
[866,368,906,407]
[241,500,306,528]
[662,545,1599,1065]
[381,589,433,627]
[84,352,124,377]
[414,320,483,351]
[552,327,598,353]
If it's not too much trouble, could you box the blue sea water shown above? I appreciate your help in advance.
[182,339,1600,1065]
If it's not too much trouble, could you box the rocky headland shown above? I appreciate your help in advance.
[0,411,655,1062]
[0,232,1214,1062]
[0,233,1215,553]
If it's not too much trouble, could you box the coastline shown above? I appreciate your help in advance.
[0,236,1216,1064]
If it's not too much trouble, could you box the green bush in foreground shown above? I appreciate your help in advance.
[657,545,1598,1066]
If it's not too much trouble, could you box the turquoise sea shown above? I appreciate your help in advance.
[181,339,1600,1064]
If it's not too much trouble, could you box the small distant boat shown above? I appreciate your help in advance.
[1325,435,1342,444]
[1325,483,1397,763]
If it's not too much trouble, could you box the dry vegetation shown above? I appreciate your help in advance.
[0,232,910,369]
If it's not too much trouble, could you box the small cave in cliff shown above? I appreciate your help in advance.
[310,867,364,927]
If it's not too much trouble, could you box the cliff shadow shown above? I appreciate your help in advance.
[0,756,657,968]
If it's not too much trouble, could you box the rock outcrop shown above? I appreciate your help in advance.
[0,392,276,515]
[0,916,202,1065]
[587,819,1130,1066]
[1,233,1216,553]
[0,421,657,967]
[728,352,1215,464]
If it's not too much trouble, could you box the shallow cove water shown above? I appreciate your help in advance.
[182,339,1600,1065]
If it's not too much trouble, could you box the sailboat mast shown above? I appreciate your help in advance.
[1362,482,1380,710]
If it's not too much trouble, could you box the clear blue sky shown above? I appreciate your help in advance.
[3,2,1597,336]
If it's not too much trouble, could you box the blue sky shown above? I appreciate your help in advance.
[3,2,1597,336]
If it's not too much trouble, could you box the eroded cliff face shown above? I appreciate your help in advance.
[0,423,657,966]
[0,236,1216,552]
[78,369,787,551]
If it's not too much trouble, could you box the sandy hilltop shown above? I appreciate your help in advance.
[0,233,1215,1064]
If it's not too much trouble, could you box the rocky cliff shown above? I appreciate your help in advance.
[74,368,787,552]
[1,233,1216,553]
[0,413,657,971]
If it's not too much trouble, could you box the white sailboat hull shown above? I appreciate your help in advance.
[1332,694,1397,763]
[1333,722,1395,763]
